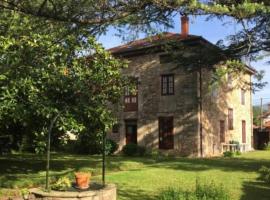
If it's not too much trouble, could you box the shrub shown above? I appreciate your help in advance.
[158,180,230,200]
[105,139,118,155]
[195,180,229,200]
[122,143,138,156]
[137,145,146,156]
[158,188,190,200]
[122,143,146,156]
[259,166,270,184]
[235,150,241,156]
[223,151,234,157]
[51,176,71,191]
[263,142,270,151]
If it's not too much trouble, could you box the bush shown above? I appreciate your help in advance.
[105,139,118,155]
[122,143,138,156]
[223,150,242,157]
[158,180,230,200]
[263,142,270,151]
[259,166,270,184]
[195,180,229,200]
[223,151,234,157]
[137,145,146,156]
[122,143,146,156]
[235,150,241,156]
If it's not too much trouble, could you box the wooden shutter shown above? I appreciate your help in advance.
[228,108,234,130]
[242,120,246,143]
[220,120,225,143]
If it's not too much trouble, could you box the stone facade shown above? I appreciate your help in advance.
[108,38,254,157]
[200,68,253,156]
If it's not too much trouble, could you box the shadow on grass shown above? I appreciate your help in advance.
[144,156,270,173]
[241,181,270,200]
[1,152,270,189]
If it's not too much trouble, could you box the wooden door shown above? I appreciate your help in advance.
[125,120,137,144]
[220,120,225,143]
[242,120,246,143]
[159,117,174,149]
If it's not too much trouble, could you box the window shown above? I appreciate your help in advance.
[220,120,225,143]
[161,74,174,95]
[125,120,137,144]
[228,108,234,130]
[242,120,246,143]
[124,84,138,112]
[159,117,174,149]
[241,89,245,105]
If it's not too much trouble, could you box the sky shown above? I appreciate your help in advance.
[97,15,270,106]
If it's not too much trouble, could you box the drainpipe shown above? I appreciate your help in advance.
[199,66,203,157]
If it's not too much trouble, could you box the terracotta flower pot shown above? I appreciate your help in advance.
[75,172,91,189]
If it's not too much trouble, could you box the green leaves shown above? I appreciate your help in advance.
[0,11,126,152]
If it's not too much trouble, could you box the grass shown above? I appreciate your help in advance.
[1,151,270,200]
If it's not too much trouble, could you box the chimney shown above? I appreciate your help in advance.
[181,15,189,38]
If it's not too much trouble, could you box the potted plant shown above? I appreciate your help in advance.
[75,168,92,189]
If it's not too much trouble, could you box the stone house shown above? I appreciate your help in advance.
[108,16,256,157]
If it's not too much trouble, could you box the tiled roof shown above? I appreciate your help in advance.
[108,32,257,74]
[108,32,200,54]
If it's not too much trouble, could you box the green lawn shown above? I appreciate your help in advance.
[0,151,270,200]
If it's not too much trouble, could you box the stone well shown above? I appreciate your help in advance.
[29,184,116,200]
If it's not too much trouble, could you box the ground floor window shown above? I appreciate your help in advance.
[159,117,174,149]
[242,120,246,143]
[125,120,137,144]
[220,120,225,143]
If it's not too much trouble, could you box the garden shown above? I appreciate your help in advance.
[1,150,270,200]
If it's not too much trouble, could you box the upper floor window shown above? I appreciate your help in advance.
[124,84,138,112]
[228,108,234,130]
[241,89,245,105]
[161,74,174,95]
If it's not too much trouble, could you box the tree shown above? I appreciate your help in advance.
[253,105,261,126]
[1,1,269,62]
[0,10,127,152]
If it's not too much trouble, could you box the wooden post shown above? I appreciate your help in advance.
[45,113,60,191]
[102,129,106,187]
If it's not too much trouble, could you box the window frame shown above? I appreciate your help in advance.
[124,82,138,112]
[161,74,174,96]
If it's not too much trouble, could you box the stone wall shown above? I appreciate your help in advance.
[201,68,253,156]
[109,52,200,157]
[108,50,253,157]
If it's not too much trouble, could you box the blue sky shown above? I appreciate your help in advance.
[97,15,269,105]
